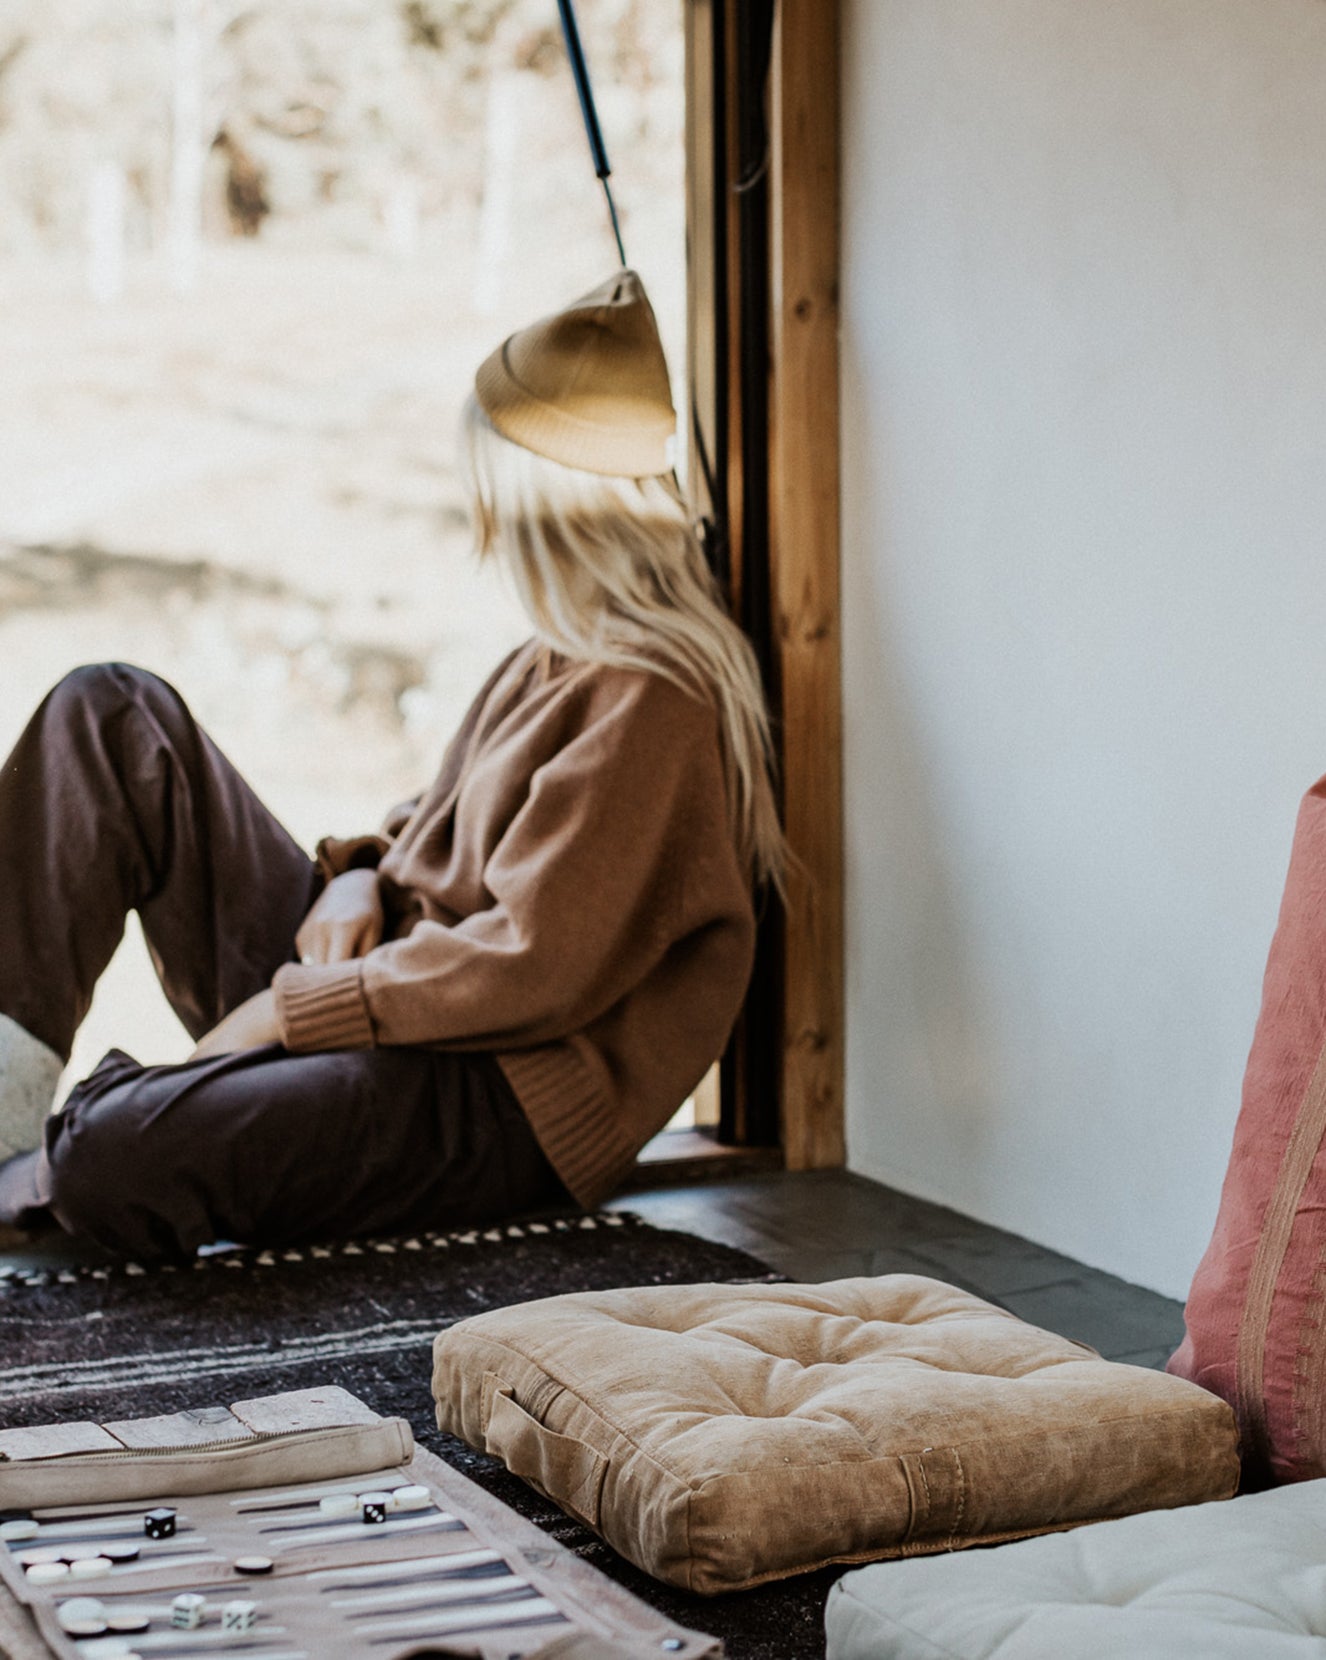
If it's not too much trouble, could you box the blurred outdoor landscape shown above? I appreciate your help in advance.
[0,0,685,1088]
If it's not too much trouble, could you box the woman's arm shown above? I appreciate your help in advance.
[188,870,385,1057]
[271,672,738,1054]
[190,646,538,1058]
[189,987,281,1058]
[311,645,534,881]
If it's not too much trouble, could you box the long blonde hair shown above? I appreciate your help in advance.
[463,396,786,892]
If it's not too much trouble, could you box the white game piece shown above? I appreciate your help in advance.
[25,1561,69,1584]
[318,1491,358,1516]
[390,1484,431,1511]
[0,1519,38,1542]
[70,1556,113,1578]
[221,1598,256,1633]
[171,1592,207,1630]
[82,1645,137,1660]
[57,1597,108,1631]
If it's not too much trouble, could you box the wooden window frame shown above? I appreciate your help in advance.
[652,0,842,1176]
[767,0,844,1169]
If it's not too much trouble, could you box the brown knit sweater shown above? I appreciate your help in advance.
[272,641,756,1207]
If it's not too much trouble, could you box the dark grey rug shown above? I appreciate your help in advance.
[0,1212,834,1660]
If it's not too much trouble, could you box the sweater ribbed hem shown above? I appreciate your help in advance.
[497,1045,636,1211]
[273,960,375,1052]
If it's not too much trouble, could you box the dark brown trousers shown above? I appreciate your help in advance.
[0,664,562,1259]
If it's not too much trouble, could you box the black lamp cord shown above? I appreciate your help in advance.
[556,0,628,267]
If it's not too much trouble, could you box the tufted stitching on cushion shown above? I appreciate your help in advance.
[434,1276,1240,1594]
[829,1578,969,1660]
[465,1332,1232,1483]
[586,1318,1040,1363]
[522,1306,1100,1388]
[827,1486,1326,1653]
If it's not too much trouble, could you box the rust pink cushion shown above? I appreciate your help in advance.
[1170,773,1326,1483]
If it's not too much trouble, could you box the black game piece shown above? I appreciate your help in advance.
[101,1543,140,1564]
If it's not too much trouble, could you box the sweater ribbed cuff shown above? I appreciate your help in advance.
[273,961,375,1052]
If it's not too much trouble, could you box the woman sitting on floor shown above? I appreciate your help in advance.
[0,271,783,1260]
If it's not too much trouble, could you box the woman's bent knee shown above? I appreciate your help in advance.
[45,662,178,727]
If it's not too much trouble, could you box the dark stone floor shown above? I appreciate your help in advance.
[607,1169,1187,1371]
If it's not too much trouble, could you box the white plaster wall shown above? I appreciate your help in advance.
[841,0,1326,1299]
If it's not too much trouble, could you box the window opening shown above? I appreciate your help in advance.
[0,0,686,1093]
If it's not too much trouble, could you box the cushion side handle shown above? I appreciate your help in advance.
[482,1374,607,1530]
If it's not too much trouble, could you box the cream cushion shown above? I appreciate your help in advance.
[826,1481,1326,1660]
[432,1275,1238,1594]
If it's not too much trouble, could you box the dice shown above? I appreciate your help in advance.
[221,1599,257,1633]
[359,1491,390,1524]
[171,1593,207,1630]
[143,1507,177,1540]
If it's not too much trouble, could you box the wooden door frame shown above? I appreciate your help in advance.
[683,0,844,1172]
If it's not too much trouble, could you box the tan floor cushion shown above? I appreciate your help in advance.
[431,1275,1238,1594]
[826,1480,1326,1660]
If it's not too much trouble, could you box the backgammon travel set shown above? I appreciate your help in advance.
[0,1387,719,1660]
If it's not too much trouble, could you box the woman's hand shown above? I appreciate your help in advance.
[295,869,385,966]
[190,988,281,1060]
[188,873,383,1062]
